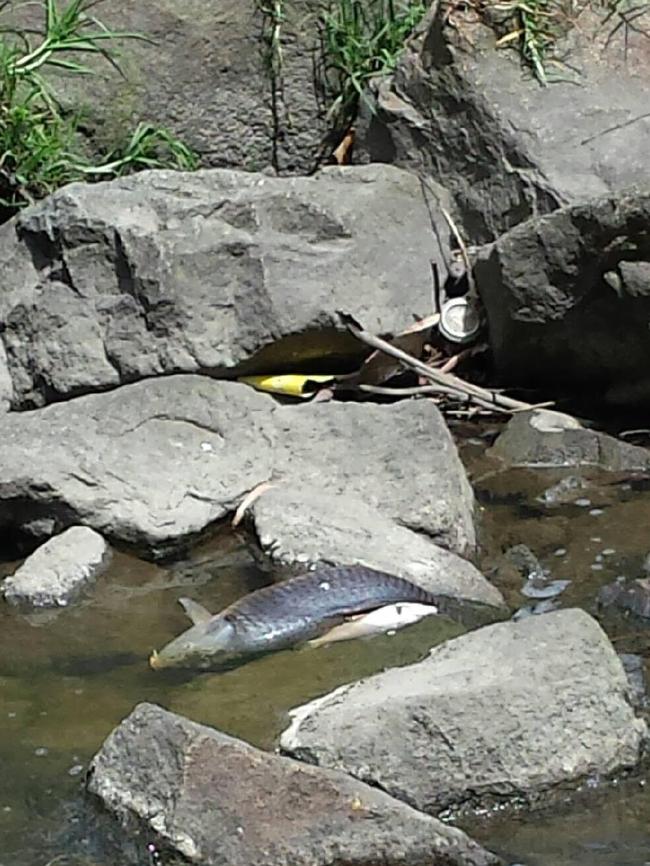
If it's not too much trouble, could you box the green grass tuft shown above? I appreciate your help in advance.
[481,0,650,84]
[0,0,198,219]
[319,0,427,130]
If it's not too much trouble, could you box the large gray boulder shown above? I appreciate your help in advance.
[488,409,650,470]
[8,0,330,174]
[281,609,647,813]
[2,525,111,608]
[0,376,479,563]
[251,486,503,608]
[0,164,450,409]
[473,192,650,408]
[86,703,501,866]
[356,4,650,242]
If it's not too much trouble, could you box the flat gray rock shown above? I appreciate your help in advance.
[357,6,650,242]
[86,703,501,866]
[251,486,501,607]
[272,398,476,555]
[0,376,276,557]
[0,376,476,559]
[0,164,450,409]
[281,609,647,813]
[489,409,650,470]
[2,526,111,608]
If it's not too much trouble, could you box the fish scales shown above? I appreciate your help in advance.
[219,566,438,646]
[151,565,441,671]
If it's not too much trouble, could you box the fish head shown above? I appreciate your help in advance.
[149,616,237,671]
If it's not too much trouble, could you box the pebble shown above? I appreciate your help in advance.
[554,548,567,556]
[521,579,571,600]
[602,548,616,556]
[34,747,48,757]
[591,564,604,571]
[589,508,604,516]
[575,498,591,507]
[68,763,84,777]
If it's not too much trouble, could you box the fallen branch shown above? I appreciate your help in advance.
[341,313,550,415]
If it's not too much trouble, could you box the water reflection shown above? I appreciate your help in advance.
[4,436,650,865]
[0,531,462,865]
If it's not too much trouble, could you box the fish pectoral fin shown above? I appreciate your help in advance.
[178,597,213,625]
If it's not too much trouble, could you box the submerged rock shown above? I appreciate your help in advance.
[2,526,111,608]
[619,654,649,713]
[489,409,650,471]
[0,164,451,409]
[251,487,503,609]
[0,376,476,559]
[599,577,650,620]
[281,609,647,814]
[86,703,501,866]
[502,544,570,603]
[537,476,590,506]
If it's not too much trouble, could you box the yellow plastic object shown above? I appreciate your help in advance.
[237,374,336,398]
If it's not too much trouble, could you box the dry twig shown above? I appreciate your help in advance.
[341,313,550,415]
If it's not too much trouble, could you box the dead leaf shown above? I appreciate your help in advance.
[341,314,439,388]
[332,128,355,165]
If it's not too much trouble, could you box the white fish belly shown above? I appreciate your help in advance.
[307,602,438,648]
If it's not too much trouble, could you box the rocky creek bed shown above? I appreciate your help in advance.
[2,1,650,860]
[3,416,650,866]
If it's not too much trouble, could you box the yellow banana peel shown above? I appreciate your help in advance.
[237,374,337,398]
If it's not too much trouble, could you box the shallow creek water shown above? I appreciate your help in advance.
[2,425,650,865]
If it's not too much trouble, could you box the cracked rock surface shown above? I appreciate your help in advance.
[281,609,648,814]
[0,376,488,604]
[356,7,650,243]
[86,702,501,866]
[0,164,451,409]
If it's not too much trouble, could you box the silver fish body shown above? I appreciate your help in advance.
[150,565,439,671]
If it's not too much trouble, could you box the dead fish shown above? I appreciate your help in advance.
[149,565,439,672]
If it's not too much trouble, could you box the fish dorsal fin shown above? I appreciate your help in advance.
[178,597,212,625]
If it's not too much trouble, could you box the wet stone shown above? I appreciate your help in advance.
[619,654,648,712]
[2,526,112,609]
[281,610,647,815]
[489,409,650,471]
[86,703,500,866]
[598,577,650,620]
